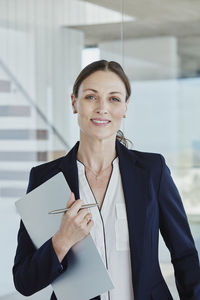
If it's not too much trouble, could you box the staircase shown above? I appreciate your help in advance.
[0,66,66,297]
[0,77,48,202]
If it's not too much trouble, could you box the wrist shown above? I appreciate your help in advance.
[52,232,72,262]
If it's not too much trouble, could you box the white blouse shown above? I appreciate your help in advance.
[77,157,134,300]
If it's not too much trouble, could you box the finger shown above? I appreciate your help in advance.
[77,207,89,218]
[85,213,93,224]
[66,192,76,208]
[82,213,92,226]
[76,211,91,223]
[87,219,94,230]
[67,199,83,216]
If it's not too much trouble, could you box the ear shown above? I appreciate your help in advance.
[71,94,77,114]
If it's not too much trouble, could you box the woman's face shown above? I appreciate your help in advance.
[71,70,129,142]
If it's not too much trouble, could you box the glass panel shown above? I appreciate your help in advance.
[119,1,199,298]
[0,0,125,297]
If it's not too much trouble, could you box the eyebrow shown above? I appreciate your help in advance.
[83,88,123,95]
[83,89,98,93]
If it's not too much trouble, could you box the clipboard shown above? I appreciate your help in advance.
[15,172,114,300]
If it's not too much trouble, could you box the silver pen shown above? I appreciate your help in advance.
[48,203,98,214]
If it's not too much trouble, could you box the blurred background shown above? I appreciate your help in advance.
[0,0,200,299]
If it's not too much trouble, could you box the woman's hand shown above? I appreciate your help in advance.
[52,192,94,262]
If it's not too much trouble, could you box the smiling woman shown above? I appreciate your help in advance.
[71,70,128,144]
[72,60,131,147]
[13,60,200,300]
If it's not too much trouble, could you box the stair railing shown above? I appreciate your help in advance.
[0,58,70,150]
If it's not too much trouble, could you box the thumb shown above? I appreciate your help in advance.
[67,192,76,208]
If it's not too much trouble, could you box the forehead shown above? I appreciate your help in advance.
[79,70,126,94]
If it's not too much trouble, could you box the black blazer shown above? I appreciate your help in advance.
[13,140,200,300]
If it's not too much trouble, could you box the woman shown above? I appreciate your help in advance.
[13,60,200,300]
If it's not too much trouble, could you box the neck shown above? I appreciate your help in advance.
[77,136,116,173]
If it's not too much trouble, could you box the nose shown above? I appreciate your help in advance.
[95,98,108,114]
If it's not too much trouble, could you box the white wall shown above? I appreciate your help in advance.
[0,28,35,99]
[124,79,178,164]
[0,0,84,151]
[33,26,83,149]
[123,78,200,166]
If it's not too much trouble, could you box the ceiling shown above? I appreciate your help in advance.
[77,0,200,40]
[0,0,199,78]
[69,0,200,77]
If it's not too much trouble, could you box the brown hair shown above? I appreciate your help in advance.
[72,60,132,147]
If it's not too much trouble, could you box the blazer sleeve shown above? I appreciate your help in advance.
[158,155,200,299]
[13,167,67,296]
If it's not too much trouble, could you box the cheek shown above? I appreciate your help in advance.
[77,103,87,116]
[114,107,126,119]
[77,104,92,122]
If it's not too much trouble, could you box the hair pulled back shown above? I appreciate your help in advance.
[72,60,132,147]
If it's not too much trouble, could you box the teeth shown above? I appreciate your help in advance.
[92,119,109,124]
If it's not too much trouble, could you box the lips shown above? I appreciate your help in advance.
[92,119,110,124]
[91,119,111,126]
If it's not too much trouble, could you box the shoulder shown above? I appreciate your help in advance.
[117,140,166,171]
[27,155,66,192]
[127,149,168,188]
[32,155,64,174]
[126,147,165,170]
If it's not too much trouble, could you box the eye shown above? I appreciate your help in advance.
[111,97,120,102]
[85,95,95,100]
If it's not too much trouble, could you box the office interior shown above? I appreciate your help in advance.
[0,0,200,299]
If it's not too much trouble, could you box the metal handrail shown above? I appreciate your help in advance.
[0,58,70,149]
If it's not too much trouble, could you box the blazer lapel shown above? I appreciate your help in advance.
[116,141,149,285]
[58,141,80,200]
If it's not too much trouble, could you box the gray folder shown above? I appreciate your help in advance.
[15,172,114,300]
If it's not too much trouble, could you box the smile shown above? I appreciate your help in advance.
[91,119,111,126]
